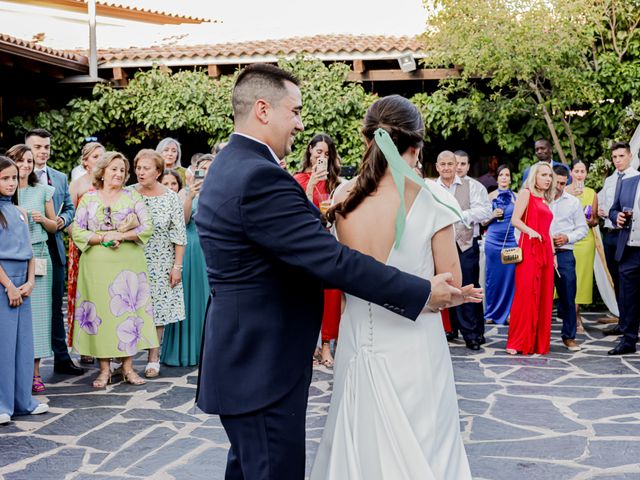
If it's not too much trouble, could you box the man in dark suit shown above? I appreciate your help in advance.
[608,173,640,355]
[195,64,479,480]
[25,129,81,375]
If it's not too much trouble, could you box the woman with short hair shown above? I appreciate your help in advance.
[156,138,186,185]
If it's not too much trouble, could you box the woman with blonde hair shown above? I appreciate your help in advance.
[67,142,104,361]
[506,162,555,355]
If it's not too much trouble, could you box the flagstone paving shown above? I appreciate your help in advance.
[1,313,639,479]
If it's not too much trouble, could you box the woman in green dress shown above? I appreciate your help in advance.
[566,159,598,333]
[72,152,158,388]
[8,144,57,393]
[161,154,213,367]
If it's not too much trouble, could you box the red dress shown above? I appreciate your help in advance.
[506,192,554,355]
[293,172,340,341]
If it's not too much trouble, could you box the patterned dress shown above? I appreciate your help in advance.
[71,188,158,358]
[18,184,54,359]
[137,187,187,326]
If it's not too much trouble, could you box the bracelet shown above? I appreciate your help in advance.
[172,265,183,271]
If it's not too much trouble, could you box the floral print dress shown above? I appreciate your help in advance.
[137,187,187,326]
[71,188,159,358]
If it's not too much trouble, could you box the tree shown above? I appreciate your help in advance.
[422,0,601,165]
[9,58,375,174]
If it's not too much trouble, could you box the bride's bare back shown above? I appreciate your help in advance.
[334,175,421,264]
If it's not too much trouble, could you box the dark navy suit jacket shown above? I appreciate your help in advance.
[195,134,431,415]
[45,166,75,265]
[609,175,640,262]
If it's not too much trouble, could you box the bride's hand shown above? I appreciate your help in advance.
[458,284,483,305]
[424,272,462,312]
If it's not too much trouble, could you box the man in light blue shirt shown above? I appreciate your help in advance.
[550,165,588,351]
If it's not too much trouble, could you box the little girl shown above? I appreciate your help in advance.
[0,156,48,425]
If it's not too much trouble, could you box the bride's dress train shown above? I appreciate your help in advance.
[310,187,472,480]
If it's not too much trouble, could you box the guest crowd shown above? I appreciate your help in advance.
[0,126,638,425]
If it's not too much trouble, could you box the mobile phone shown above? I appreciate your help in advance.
[316,157,327,172]
[194,169,206,180]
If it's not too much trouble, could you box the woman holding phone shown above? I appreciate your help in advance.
[566,159,598,332]
[294,134,342,367]
[161,154,213,367]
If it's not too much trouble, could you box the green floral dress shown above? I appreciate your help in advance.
[71,188,158,358]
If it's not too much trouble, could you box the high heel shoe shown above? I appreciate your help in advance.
[32,375,45,393]
[122,370,146,386]
[92,370,111,388]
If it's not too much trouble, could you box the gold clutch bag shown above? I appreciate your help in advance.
[117,213,141,233]
[501,247,523,264]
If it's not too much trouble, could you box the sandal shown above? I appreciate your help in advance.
[506,348,518,355]
[32,375,45,393]
[122,370,146,386]
[144,362,160,378]
[321,341,334,368]
[92,370,111,388]
[312,347,322,366]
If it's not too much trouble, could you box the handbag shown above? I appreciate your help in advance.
[500,195,525,265]
[117,213,141,233]
[34,242,48,276]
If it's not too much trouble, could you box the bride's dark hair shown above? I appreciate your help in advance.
[327,95,424,223]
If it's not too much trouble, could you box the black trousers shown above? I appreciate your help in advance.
[48,242,70,364]
[603,229,620,300]
[450,238,484,342]
[617,246,640,348]
[219,365,312,480]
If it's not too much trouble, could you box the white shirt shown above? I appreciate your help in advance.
[627,183,640,246]
[34,167,48,185]
[233,132,281,165]
[436,175,492,237]
[598,167,639,229]
[550,191,588,250]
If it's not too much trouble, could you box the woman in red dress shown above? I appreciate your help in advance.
[293,134,342,367]
[506,162,555,355]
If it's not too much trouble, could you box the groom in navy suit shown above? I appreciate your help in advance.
[608,172,640,355]
[195,64,477,479]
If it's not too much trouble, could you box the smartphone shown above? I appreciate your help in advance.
[316,157,327,173]
[194,169,206,180]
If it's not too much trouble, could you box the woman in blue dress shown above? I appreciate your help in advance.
[0,156,48,425]
[484,164,517,325]
[161,154,213,367]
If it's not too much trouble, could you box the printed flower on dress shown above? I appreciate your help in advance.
[75,301,102,335]
[75,200,99,230]
[116,316,145,355]
[109,270,151,317]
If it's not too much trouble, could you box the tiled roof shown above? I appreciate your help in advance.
[0,32,88,71]
[91,0,212,23]
[96,34,425,66]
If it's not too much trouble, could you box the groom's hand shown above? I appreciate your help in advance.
[424,273,484,313]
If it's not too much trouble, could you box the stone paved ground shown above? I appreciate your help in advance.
[1,312,640,479]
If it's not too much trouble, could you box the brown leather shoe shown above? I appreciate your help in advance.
[563,338,581,352]
[596,316,619,324]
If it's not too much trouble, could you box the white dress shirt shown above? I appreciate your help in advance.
[550,191,588,250]
[34,167,48,185]
[598,167,639,229]
[436,175,492,237]
[627,182,640,246]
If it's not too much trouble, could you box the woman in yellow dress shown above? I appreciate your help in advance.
[566,159,598,333]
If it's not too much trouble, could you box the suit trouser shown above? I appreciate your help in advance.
[617,246,640,348]
[219,365,312,480]
[603,229,620,300]
[450,238,484,342]
[48,242,70,363]
[0,260,39,417]
[554,250,577,340]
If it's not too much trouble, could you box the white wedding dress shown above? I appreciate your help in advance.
[311,186,472,480]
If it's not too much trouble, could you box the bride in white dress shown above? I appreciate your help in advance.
[311,95,473,480]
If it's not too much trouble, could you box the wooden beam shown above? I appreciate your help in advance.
[347,68,461,82]
[352,59,365,73]
[112,66,128,86]
[207,64,221,78]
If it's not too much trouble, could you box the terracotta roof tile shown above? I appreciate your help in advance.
[94,1,212,23]
[0,32,88,63]
[95,34,424,64]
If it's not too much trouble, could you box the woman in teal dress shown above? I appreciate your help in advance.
[161,154,213,367]
[72,152,158,388]
[8,144,57,393]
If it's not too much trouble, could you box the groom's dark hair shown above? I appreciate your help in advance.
[232,64,299,121]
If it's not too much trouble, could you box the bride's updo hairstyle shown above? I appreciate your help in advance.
[327,95,424,223]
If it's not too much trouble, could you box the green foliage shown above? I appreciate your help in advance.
[9,59,374,174]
